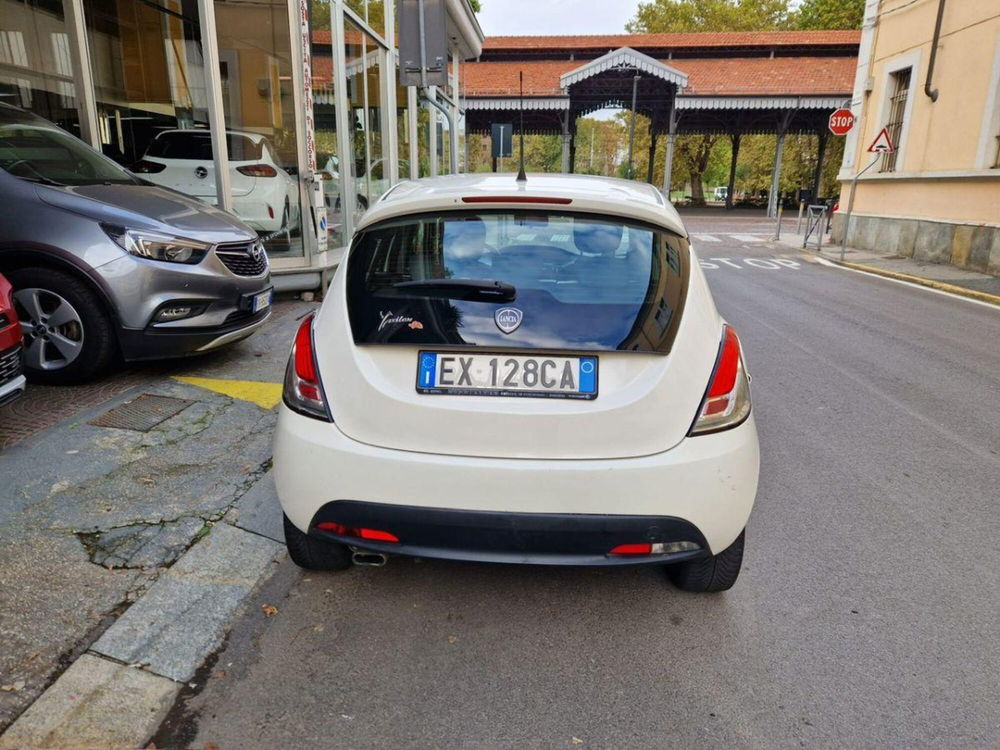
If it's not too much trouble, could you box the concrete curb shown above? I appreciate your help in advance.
[832,258,1000,308]
[0,518,285,749]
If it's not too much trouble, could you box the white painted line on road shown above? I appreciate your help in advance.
[692,234,721,242]
[815,256,1000,312]
[701,257,802,270]
[728,234,766,243]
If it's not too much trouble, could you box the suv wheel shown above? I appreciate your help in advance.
[7,268,116,385]
[667,530,745,593]
[283,514,352,571]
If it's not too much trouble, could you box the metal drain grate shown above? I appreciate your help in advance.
[88,393,194,432]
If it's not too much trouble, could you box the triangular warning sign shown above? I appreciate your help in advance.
[867,127,895,153]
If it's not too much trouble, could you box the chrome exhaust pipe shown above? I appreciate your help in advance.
[351,549,388,567]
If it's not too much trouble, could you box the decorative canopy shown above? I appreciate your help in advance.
[461,31,858,137]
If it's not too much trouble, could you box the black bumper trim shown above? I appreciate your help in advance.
[309,500,709,567]
[118,309,270,361]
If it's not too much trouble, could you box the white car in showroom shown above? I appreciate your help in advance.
[274,173,759,592]
[132,129,299,235]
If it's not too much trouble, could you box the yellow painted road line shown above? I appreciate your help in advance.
[172,376,283,409]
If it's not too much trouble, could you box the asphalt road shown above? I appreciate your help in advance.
[153,210,1000,749]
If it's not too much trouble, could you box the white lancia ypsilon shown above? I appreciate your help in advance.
[274,174,759,592]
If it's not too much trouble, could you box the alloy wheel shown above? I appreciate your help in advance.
[14,287,85,371]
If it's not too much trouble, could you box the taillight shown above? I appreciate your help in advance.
[131,159,166,173]
[689,325,751,435]
[283,313,331,421]
[237,164,278,177]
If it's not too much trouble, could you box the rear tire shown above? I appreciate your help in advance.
[283,513,352,571]
[7,267,116,385]
[667,530,745,593]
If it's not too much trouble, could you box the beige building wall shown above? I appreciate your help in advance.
[838,0,1000,229]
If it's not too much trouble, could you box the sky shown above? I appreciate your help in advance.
[475,0,643,36]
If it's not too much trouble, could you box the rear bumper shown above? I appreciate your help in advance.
[311,500,709,566]
[274,407,759,556]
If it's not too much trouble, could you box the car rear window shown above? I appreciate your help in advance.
[145,132,263,161]
[345,210,690,354]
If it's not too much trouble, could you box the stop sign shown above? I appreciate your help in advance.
[829,108,855,136]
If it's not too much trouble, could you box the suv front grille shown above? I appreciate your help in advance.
[0,345,23,385]
[216,241,268,277]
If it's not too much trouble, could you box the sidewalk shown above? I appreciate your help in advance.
[0,299,309,748]
[776,230,1000,304]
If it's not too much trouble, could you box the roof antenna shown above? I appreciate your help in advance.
[516,71,527,183]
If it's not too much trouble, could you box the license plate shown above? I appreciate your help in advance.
[251,289,272,313]
[416,352,598,399]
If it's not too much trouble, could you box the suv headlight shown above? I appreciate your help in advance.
[103,225,210,264]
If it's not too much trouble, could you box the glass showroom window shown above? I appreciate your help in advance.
[395,79,411,179]
[344,16,386,223]
[213,0,307,258]
[1,0,81,135]
[346,0,385,38]
[309,0,343,249]
[438,107,451,175]
[83,0,205,165]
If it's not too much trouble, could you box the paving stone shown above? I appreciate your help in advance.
[0,654,178,750]
[86,517,206,569]
[913,220,953,263]
[896,219,917,258]
[968,225,995,273]
[989,229,1000,276]
[225,470,284,542]
[950,225,975,267]
[90,524,283,683]
[0,532,138,732]
[873,217,901,255]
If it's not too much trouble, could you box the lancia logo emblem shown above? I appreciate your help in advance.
[494,307,523,334]
[195,166,208,179]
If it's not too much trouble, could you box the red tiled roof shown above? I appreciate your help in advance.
[461,56,856,98]
[674,56,856,96]
[483,30,860,51]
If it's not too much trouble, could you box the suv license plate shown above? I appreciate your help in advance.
[251,289,272,313]
[416,352,597,399]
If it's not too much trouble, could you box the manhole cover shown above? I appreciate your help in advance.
[88,394,194,432]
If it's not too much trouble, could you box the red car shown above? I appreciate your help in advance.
[0,272,26,405]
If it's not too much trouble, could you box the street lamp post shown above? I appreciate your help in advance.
[627,74,641,180]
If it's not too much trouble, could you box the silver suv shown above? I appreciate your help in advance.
[0,104,272,384]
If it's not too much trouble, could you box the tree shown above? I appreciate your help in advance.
[626,0,790,33]
[791,0,865,30]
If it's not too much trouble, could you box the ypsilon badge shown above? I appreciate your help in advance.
[494,307,523,334]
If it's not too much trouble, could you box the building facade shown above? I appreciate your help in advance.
[834,0,1000,274]
[1,0,482,289]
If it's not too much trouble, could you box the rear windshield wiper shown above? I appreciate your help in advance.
[389,278,516,303]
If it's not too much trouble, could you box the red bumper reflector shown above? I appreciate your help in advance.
[358,528,400,543]
[316,522,399,543]
[461,196,572,205]
[609,543,652,556]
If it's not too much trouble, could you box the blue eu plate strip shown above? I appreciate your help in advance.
[419,352,438,388]
[578,357,597,394]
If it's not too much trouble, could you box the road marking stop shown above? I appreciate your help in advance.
[700,258,802,270]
